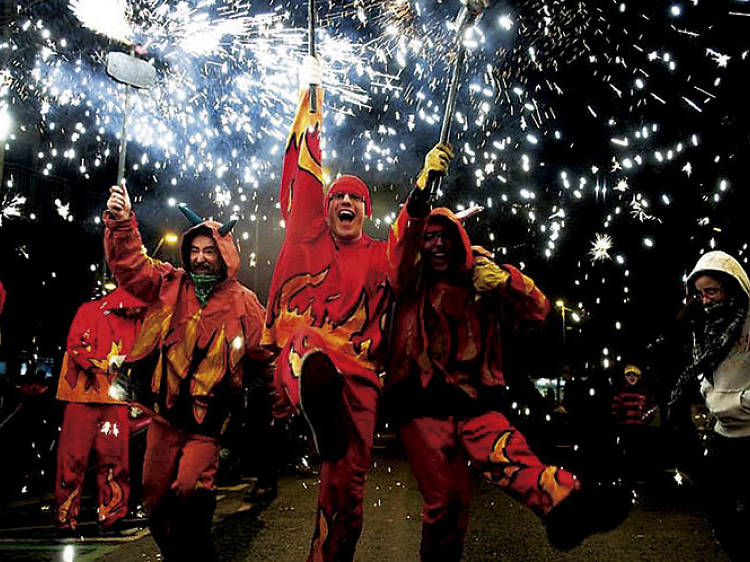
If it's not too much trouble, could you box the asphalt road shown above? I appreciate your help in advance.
[4,450,727,562]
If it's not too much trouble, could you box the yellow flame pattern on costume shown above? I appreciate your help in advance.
[267,268,375,372]
[538,466,574,507]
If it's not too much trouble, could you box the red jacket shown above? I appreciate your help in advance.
[387,208,550,400]
[105,214,271,437]
[56,287,145,404]
[262,87,421,387]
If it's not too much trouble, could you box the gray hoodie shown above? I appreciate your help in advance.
[687,251,750,437]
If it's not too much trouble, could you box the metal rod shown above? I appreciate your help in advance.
[116,82,130,186]
[440,7,471,144]
[429,6,477,195]
[308,0,318,113]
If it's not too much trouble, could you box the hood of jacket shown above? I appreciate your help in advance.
[687,250,750,299]
[180,220,240,281]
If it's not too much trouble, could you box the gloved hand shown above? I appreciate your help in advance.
[415,143,454,191]
[299,54,323,90]
[472,254,510,293]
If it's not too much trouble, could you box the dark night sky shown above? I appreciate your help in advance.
[2,0,750,382]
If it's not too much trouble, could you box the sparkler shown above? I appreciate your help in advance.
[590,233,613,263]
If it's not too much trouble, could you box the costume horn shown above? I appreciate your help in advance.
[218,218,238,236]
[455,205,485,222]
[178,203,204,226]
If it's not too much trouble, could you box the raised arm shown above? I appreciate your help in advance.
[104,185,173,303]
[385,143,455,294]
[279,59,326,241]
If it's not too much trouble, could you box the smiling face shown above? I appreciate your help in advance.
[189,234,222,275]
[421,220,461,276]
[327,192,366,240]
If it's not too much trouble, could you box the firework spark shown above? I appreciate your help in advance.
[590,233,613,262]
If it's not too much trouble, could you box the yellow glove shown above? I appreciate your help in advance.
[415,143,454,191]
[473,254,510,293]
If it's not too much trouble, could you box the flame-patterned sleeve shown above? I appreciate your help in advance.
[279,87,326,242]
[104,212,174,304]
[65,302,104,374]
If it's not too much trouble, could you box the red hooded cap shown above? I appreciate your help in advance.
[326,175,372,217]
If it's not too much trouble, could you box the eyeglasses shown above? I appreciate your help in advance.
[422,231,448,243]
[694,286,724,299]
[331,192,364,203]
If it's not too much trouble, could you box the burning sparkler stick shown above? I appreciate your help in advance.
[428,0,489,195]
[308,0,318,113]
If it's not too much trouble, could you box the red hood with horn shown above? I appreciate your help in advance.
[104,211,271,437]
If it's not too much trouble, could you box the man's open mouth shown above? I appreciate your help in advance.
[338,209,355,223]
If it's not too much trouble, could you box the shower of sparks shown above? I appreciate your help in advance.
[0,194,27,225]
[1,0,748,369]
[590,233,613,262]
[54,198,72,221]
[69,0,134,44]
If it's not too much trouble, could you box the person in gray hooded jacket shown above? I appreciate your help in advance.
[671,250,750,561]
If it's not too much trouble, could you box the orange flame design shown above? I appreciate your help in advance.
[98,467,125,524]
[265,268,376,371]
[58,486,80,527]
[538,466,576,507]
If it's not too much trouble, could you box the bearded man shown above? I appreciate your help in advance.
[105,185,271,560]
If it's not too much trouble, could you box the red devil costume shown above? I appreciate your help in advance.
[387,208,628,558]
[104,204,271,560]
[55,287,145,531]
[263,86,422,561]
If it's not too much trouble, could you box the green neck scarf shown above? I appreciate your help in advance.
[189,272,221,307]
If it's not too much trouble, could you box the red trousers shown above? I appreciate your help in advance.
[142,417,220,560]
[275,328,379,562]
[55,402,130,529]
[400,413,579,561]
[308,379,377,562]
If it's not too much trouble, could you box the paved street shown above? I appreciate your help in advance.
[0,450,729,561]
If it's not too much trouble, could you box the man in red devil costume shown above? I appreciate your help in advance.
[55,287,146,533]
[386,206,632,559]
[105,185,271,560]
[263,56,451,561]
